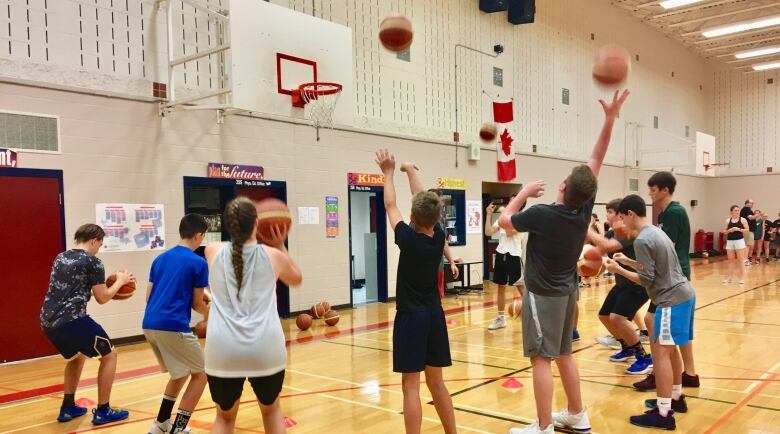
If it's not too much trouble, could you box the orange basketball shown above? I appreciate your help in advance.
[296,313,313,331]
[379,15,413,52]
[107,274,136,300]
[324,310,340,326]
[311,302,326,319]
[612,220,629,239]
[479,123,498,142]
[194,320,207,338]
[255,198,292,245]
[506,298,522,319]
[592,44,631,86]
[579,245,604,277]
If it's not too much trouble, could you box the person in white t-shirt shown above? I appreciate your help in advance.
[485,199,526,330]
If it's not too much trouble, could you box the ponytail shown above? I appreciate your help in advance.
[223,197,257,299]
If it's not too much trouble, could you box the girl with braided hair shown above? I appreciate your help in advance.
[203,197,302,433]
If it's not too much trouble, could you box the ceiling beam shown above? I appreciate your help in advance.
[667,3,780,28]
[704,35,780,51]
[651,0,738,19]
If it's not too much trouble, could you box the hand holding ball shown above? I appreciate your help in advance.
[578,245,604,277]
[107,272,136,300]
[255,198,292,246]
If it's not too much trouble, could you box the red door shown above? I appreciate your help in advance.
[0,171,64,362]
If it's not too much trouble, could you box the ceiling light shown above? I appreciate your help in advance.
[659,0,704,10]
[702,15,780,38]
[752,61,780,71]
[735,46,780,59]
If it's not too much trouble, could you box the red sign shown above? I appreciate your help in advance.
[347,172,384,186]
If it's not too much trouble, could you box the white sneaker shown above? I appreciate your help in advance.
[509,421,554,434]
[148,420,170,434]
[488,316,507,330]
[739,279,745,285]
[595,335,620,349]
[552,407,591,433]
[722,277,732,284]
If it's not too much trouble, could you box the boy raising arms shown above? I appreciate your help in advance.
[606,194,695,430]
[143,214,211,434]
[499,89,630,434]
[376,149,457,434]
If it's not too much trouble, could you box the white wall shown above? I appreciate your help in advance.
[349,191,372,280]
[702,174,780,236]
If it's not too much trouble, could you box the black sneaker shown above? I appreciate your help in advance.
[682,372,700,388]
[633,373,656,392]
[644,395,688,413]
[630,409,676,430]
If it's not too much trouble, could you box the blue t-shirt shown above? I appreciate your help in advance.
[142,246,209,332]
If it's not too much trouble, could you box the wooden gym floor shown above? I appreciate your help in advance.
[2,257,780,433]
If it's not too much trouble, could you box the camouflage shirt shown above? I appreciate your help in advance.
[40,249,105,330]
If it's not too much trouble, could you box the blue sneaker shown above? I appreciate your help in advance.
[627,354,654,375]
[630,409,676,430]
[91,406,129,425]
[572,329,580,342]
[57,405,87,422]
[609,347,636,362]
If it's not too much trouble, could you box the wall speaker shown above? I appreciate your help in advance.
[690,200,698,207]
[508,0,535,25]
[480,0,507,13]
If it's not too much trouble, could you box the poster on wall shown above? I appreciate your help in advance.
[466,200,483,234]
[325,196,339,238]
[96,204,166,252]
[297,207,320,225]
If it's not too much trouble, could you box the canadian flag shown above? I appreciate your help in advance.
[493,100,516,181]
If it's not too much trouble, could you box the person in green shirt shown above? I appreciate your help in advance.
[632,171,700,393]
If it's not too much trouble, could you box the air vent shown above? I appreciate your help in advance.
[0,112,59,152]
[628,178,639,192]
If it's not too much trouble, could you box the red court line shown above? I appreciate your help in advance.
[1,300,496,405]
[703,373,778,434]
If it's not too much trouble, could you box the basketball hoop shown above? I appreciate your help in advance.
[703,162,730,173]
[293,82,342,136]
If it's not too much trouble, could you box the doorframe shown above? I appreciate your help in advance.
[348,186,388,306]
[0,168,66,250]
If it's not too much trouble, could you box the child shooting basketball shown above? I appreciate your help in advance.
[39,224,134,425]
[376,149,457,434]
[605,194,695,430]
[499,89,630,434]
[143,214,211,434]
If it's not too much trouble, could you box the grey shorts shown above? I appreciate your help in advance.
[745,232,755,246]
[521,290,577,358]
[144,329,205,379]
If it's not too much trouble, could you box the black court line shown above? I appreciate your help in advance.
[695,278,780,311]
[695,317,780,327]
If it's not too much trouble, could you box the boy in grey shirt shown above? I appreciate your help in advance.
[605,194,695,431]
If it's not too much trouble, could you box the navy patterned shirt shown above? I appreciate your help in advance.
[40,249,105,330]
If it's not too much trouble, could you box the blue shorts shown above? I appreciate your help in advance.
[393,307,452,373]
[44,316,113,360]
[654,298,695,346]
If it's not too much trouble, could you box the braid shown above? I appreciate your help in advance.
[224,197,257,299]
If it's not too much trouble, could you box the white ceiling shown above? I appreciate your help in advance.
[611,0,780,71]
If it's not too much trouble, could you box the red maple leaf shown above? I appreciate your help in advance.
[500,128,513,156]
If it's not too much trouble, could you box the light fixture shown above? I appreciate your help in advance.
[659,0,704,10]
[735,46,780,59]
[752,61,780,71]
[702,15,780,38]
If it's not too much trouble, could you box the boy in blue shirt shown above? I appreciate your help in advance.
[143,214,210,434]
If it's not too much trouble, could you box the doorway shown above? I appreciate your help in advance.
[481,181,523,281]
[348,185,388,306]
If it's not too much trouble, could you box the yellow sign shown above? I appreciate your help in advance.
[436,178,467,190]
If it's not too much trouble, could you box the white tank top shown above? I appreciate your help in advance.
[204,243,286,377]
[494,223,523,257]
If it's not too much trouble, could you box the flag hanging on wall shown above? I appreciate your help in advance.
[493,100,516,181]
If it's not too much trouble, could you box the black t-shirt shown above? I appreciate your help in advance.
[605,229,643,289]
[40,249,105,330]
[394,222,445,312]
[510,197,595,297]
[740,207,756,231]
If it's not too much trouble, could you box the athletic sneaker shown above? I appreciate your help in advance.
[633,373,656,391]
[627,354,653,375]
[595,335,621,349]
[488,316,507,331]
[682,372,700,387]
[629,409,676,430]
[92,406,129,425]
[645,395,688,413]
[552,407,591,433]
[572,329,581,342]
[739,279,745,285]
[57,405,88,422]
[508,421,554,434]
[609,348,636,362]
[722,277,732,284]
[149,420,170,434]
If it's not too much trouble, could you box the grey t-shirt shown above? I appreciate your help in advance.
[634,225,695,308]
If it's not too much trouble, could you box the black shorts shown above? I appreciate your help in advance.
[493,252,522,286]
[207,370,285,410]
[598,284,648,319]
[648,302,657,314]
[44,316,113,360]
[393,307,452,373]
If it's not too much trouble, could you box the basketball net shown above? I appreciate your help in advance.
[299,82,342,131]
